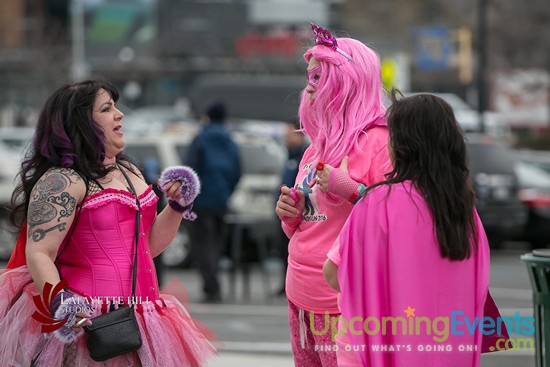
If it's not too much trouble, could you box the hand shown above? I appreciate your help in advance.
[315,163,332,192]
[160,180,183,201]
[51,293,93,343]
[316,156,349,192]
[73,312,92,330]
[275,185,304,221]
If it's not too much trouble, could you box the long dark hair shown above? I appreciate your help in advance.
[381,91,477,260]
[9,80,134,228]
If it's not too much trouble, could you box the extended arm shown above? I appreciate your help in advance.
[149,166,201,257]
[149,204,185,257]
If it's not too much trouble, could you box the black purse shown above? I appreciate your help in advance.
[84,165,143,361]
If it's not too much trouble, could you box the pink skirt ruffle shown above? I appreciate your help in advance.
[0,267,217,367]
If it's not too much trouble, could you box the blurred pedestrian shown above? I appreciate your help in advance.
[324,92,492,366]
[185,100,241,303]
[275,23,392,366]
[275,118,308,296]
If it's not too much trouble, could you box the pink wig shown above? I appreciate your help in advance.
[298,38,387,166]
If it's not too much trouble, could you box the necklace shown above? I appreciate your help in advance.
[105,165,130,188]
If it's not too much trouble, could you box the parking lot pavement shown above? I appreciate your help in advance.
[208,352,294,367]
[206,351,531,367]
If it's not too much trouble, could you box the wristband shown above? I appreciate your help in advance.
[168,199,186,213]
[351,184,367,204]
[168,200,197,221]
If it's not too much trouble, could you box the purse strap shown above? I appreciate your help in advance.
[117,164,141,300]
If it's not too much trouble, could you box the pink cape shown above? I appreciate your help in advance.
[337,182,497,366]
[6,222,27,269]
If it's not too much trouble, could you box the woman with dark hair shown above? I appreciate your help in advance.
[0,80,216,366]
[324,92,491,366]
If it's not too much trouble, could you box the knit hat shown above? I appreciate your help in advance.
[205,101,227,121]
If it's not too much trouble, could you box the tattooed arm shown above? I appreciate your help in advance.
[25,168,86,293]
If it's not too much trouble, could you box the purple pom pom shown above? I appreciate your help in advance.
[159,166,201,207]
[183,211,197,221]
[52,294,93,344]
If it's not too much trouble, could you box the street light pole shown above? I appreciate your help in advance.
[477,0,487,133]
[70,0,87,82]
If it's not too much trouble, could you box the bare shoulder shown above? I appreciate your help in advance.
[32,168,88,201]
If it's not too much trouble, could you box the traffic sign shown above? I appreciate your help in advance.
[414,26,452,70]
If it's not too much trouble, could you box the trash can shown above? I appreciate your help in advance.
[521,249,550,367]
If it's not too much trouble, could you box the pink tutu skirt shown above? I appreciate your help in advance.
[0,267,217,366]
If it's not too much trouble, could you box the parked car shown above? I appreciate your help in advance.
[514,151,550,248]
[123,130,287,267]
[514,149,550,174]
[395,92,480,130]
[465,134,528,248]
[0,127,35,151]
[0,128,36,260]
[400,93,512,143]
[0,140,25,260]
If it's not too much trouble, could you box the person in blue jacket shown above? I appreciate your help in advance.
[185,100,241,302]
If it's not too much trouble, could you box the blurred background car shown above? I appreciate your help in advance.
[398,92,480,128]
[465,134,528,248]
[432,92,482,132]
[404,92,512,143]
[514,151,550,249]
[123,129,286,268]
[0,140,25,260]
[514,149,550,174]
[0,127,34,151]
[0,128,35,260]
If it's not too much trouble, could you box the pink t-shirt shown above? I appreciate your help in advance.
[284,126,391,313]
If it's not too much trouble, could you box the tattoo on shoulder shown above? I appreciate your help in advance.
[28,170,82,242]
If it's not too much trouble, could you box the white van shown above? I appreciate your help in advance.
[123,130,287,267]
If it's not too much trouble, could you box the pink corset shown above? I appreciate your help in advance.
[56,186,161,301]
